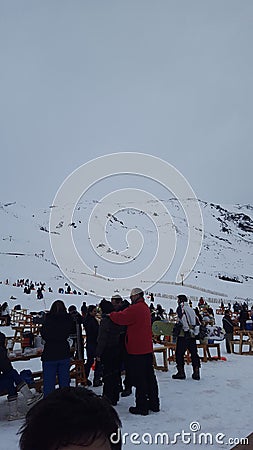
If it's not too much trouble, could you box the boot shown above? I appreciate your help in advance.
[93,379,103,387]
[192,367,200,380]
[148,400,160,412]
[129,406,149,416]
[121,387,132,397]
[18,382,43,406]
[172,367,186,380]
[7,397,25,421]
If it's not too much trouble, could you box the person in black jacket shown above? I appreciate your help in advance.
[239,305,249,330]
[96,300,122,406]
[81,301,88,318]
[111,295,132,397]
[222,310,234,353]
[83,305,102,387]
[0,332,42,420]
[41,300,73,397]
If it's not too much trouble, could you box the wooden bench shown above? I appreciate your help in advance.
[164,342,221,364]
[197,343,221,362]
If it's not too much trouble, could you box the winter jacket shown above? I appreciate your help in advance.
[222,315,234,334]
[177,302,197,332]
[41,312,73,361]
[110,298,153,355]
[239,309,249,329]
[83,315,99,345]
[0,347,12,374]
[96,316,121,358]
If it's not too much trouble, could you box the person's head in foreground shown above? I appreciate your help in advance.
[19,386,122,450]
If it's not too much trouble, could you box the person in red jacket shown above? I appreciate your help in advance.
[110,288,160,416]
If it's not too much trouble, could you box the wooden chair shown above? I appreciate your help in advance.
[153,346,168,372]
[70,360,88,386]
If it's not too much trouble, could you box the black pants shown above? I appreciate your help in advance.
[85,342,102,382]
[175,335,200,368]
[101,347,121,404]
[119,337,132,390]
[127,353,159,412]
[225,333,233,353]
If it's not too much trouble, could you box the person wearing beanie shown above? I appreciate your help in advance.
[109,288,160,416]
[172,294,201,381]
[0,332,42,420]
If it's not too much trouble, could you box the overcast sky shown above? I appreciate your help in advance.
[1,0,252,208]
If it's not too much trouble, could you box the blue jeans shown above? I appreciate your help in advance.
[0,369,22,399]
[42,358,70,397]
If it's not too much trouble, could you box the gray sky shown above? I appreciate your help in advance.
[1,0,252,207]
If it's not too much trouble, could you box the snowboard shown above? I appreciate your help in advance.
[152,321,225,341]
[152,321,184,337]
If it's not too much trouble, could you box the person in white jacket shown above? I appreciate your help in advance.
[172,294,200,380]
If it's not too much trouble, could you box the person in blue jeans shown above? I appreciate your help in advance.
[41,300,73,397]
[0,332,42,420]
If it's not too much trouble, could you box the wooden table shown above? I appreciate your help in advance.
[9,350,43,362]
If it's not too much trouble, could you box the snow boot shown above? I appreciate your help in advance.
[93,379,103,387]
[121,387,132,397]
[148,401,160,412]
[192,367,200,380]
[7,397,25,421]
[172,367,186,380]
[129,406,149,416]
[18,382,43,406]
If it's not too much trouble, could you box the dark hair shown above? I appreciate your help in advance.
[19,387,122,450]
[49,300,67,314]
[100,299,114,314]
[111,295,123,305]
[68,304,77,313]
[177,294,188,304]
[87,305,97,314]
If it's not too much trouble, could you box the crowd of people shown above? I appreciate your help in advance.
[1,283,253,449]
[0,288,161,423]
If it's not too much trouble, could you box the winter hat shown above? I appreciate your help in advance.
[111,294,123,301]
[130,287,144,297]
[177,294,188,304]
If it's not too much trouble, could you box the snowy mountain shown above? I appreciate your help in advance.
[1,199,253,450]
[1,199,253,304]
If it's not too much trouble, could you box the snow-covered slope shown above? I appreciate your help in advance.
[1,199,252,303]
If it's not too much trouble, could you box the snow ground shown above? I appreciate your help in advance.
[0,290,252,450]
